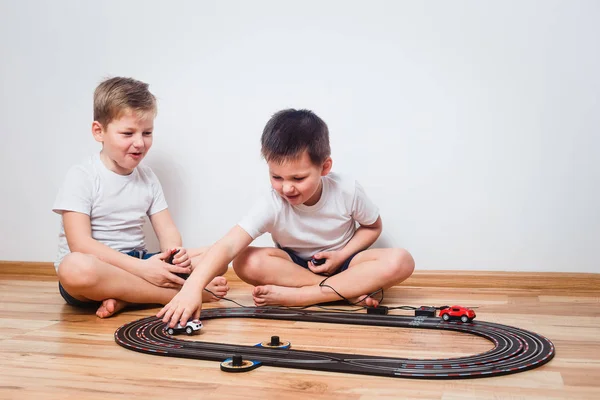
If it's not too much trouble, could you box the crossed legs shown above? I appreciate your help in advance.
[57,248,229,318]
[232,247,415,307]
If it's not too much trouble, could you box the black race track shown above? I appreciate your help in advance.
[115,307,555,379]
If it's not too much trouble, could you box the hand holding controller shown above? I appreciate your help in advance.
[165,249,180,265]
[311,257,326,266]
[165,249,190,279]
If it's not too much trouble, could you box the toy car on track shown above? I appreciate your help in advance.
[439,305,476,323]
[166,320,203,335]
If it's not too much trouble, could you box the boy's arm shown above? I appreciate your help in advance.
[150,208,182,251]
[310,216,382,275]
[63,211,188,287]
[313,179,382,268]
[158,224,254,327]
[336,216,383,260]
[149,209,192,268]
[148,209,182,251]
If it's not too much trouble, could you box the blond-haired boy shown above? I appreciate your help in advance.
[54,77,228,318]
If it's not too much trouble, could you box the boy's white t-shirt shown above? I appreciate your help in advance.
[52,153,168,270]
[238,172,380,260]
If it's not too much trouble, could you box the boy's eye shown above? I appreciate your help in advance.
[271,176,282,180]
[121,132,134,136]
[293,177,306,181]
[143,132,153,136]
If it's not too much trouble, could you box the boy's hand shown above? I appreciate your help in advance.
[157,285,202,328]
[140,251,192,288]
[168,247,191,268]
[308,251,343,276]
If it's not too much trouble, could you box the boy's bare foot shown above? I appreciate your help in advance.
[202,276,229,302]
[349,295,380,307]
[252,285,302,307]
[253,285,382,308]
[96,298,128,318]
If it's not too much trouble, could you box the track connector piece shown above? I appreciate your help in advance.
[367,306,389,315]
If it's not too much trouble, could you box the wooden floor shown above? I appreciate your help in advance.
[1,263,599,400]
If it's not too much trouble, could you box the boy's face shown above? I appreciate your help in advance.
[268,150,332,206]
[92,109,155,175]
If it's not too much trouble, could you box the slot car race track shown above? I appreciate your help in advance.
[115,307,555,379]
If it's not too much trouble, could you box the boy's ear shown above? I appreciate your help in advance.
[91,121,105,143]
[321,157,333,176]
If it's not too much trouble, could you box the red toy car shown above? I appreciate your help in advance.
[439,305,476,323]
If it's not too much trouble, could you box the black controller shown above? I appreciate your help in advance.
[311,257,326,266]
[165,249,180,264]
[166,249,189,280]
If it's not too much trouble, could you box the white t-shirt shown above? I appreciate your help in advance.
[238,173,380,260]
[52,153,168,270]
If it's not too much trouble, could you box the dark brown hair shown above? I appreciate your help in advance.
[261,109,330,165]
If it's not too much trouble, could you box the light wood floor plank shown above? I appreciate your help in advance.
[0,263,599,399]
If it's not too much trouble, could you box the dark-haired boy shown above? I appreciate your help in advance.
[158,109,414,327]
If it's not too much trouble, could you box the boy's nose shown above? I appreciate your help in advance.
[132,137,144,148]
[283,183,295,194]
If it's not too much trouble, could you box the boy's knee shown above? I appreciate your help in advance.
[388,248,415,280]
[57,252,99,289]
[232,248,260,275]
[232,248,273,284]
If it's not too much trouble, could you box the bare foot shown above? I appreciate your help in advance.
[202,276,229,302]
[349,294,380,307]
[96,298,128,318]
[253,285,309,307]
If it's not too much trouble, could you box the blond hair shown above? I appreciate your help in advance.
[93,77,157,126]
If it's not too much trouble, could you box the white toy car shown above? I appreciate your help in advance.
[166,320,203,336]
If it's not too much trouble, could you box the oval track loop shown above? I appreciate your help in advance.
[115,307,555,379]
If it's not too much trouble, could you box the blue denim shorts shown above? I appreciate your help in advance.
[280,248,361,276]
[58,250,160,308]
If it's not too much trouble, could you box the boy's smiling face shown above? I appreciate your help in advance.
[268,150,332,206]
[92,109,155,175]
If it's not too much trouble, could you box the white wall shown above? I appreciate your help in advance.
[1,0,598,272]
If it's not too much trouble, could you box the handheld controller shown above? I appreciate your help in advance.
[311,257,326,266]
[165,249,180,264]
[165,249,189,279]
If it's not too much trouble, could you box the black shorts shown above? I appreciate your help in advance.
[58,250,168,308]
[280,248,362,276]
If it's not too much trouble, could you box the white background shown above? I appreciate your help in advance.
[1,0,598,272]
